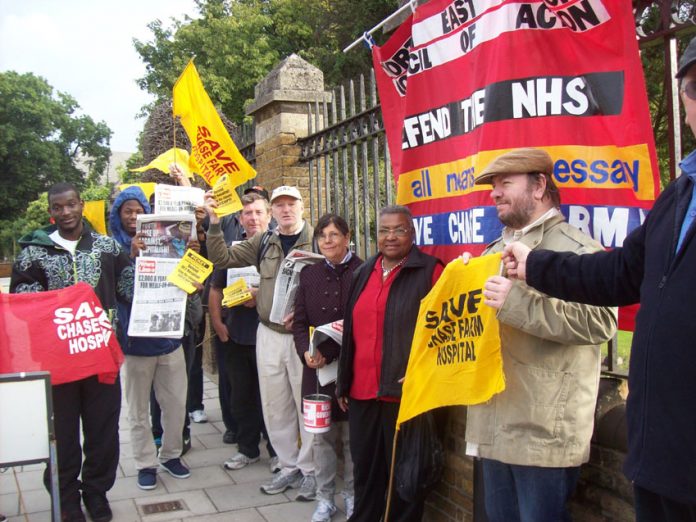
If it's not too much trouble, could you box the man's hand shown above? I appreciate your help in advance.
[187,238,201,254]
[304,349,326,369]
[194,206,207,226]
[203,191,220,225]
[337,396,349,412]
[130,232,146,258]
[283,311,295,332]
[243,286,258,308]
[502,242,532,281]
[483,275,513,310]
[459,251,473,264]
[212,321,229,343]
[169,163,191,186]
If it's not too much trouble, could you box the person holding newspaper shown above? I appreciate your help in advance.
[109,186,200,492]
[204,185,317,500]
[293,214,362,522]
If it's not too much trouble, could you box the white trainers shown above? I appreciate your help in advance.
[189,409,208,423]
[342,492,355,519]
[260,470,303,495]
[223,452,260,470]
[269,455,281,474]
[295,474,317,501]
[311,499,338,522]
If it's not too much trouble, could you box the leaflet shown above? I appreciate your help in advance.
[167,249,214,294]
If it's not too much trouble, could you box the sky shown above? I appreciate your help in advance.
[0,0,199,153]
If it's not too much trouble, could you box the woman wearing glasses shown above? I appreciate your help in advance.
[293,213,362,522]
[337,205,443,522]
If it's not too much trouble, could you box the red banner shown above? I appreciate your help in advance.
[0,283,124,385]
[373,0,657,329]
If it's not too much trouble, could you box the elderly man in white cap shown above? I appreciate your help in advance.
[501,38,696,522]
[204,186,316,500]
[462,148,616,522]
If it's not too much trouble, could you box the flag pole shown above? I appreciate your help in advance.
[384,426,400,522]
[343,0,417,53]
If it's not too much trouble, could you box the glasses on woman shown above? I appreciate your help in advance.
[682,80,696,101]
[317,231,344,242]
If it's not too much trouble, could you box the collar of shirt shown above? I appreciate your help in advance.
[325,250,352,269]
[680,149,696,183]
[502,207,560,245]
[274,221,305,236]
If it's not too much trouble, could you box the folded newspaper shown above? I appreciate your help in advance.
[154,184,204,215]
[269,249,324,324]
[310,320,344,386]
[136,213,196,258]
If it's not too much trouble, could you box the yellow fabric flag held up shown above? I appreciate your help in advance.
[172,60,256,187]
[397,253,506,427]
[130,148,194,179]
[83,200,106,235]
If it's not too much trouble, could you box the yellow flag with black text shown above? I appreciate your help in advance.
[172,60,256,187]
[397,253,505,427]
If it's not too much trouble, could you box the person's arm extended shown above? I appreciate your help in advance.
[208,285,229,343]
[206,222,260,268]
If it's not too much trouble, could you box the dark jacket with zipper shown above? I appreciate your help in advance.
[525,172,696,504]
[337,246,441,400]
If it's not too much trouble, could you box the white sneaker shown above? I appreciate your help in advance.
[342,492,355,519]
[260,470,303,495]
[295,474,317,501]
[223,452,259,470]
[269,455,281,474]
[189,409,208,423]
[312,499,337,522]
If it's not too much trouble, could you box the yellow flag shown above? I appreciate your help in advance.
[130,147,194,179]
[172,60,256,187]
[167,249,214,294]
[119,183,157,202]
[212,174,243,217]
[83,200,106,235]
[396,253,506,427]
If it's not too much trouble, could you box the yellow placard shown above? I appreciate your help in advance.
[83,200,106,235]
[221,278,252,308]
[167,249,214,294]
[130,147,194,179]
[212,174,243,217]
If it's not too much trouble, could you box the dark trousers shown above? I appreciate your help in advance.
[634,485,696,522]
[187,338,204,412]
[214,336,237,433]
[348,398,424,522]
[45,375,121,509]
[223,340,272,458]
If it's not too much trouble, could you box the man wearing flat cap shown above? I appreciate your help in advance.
[463,148,617,521]
[501,38,696,521]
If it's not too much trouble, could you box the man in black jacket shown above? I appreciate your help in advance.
[500,37,696,522]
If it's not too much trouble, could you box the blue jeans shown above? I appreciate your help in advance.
[481,458,580,522]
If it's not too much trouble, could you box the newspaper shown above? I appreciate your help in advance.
[154,184,205,215]
[136,213,196,258]
[269,249,325,324]
[310,320,343,386]
[128,257,188,339]
[226,266,260,288]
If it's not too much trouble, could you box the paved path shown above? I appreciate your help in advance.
[0,376,349,522]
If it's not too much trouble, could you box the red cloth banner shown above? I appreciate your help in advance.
[0,282,124,385]
[373,0,657,330]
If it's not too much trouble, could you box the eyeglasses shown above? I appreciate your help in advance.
[682,80,696,101]
[317,232,344,242]
[377,227,410,238]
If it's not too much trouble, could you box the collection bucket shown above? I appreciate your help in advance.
[303,393,332,433]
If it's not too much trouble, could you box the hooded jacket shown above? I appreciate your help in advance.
[109,187,180,357]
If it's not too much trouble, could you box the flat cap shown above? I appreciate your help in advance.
[474,148,554,185]
[677,36,696,78]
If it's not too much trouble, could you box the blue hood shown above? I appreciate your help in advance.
[109,186,151,251]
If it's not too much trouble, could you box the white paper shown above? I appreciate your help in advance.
[154,184,205,215]
[226,266,260,288]
[310,321,344,386]
[269,249,324,324]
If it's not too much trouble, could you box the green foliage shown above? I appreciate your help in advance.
[133,0,398,122]
[81,183,112,201]
[0,71,112,218]
[0,193,50,260]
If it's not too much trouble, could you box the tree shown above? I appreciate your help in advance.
[0,71,112,217]
[133,0,398,122]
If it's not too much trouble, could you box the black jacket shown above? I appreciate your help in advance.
[337,246,441,399]
[526,173,696,504]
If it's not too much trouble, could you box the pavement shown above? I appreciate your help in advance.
[0,376,349,522]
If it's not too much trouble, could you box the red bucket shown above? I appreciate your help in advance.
[303,393,332,433]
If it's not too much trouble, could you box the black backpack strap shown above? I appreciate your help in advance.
[256,230,273,268]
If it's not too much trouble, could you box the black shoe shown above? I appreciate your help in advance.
[82,492,112,522]
[61,506,86,522]
[222,429,237,444]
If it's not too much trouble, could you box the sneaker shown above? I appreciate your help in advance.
[342,492,355,519]
[222,429,237,444]
[312,499,338,522]
[189,409,208,423]
[259,469,302,495]
[223,452,260,470]
[269,455,281,474]
[295,474,317,502]
[181,436,192,456]
[137,468,158,490]
[82,492,112,522]
[160,458,191,479]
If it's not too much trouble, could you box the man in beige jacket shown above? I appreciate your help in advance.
[464,148,616,522]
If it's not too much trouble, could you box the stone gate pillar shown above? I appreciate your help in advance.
[246,54,331,203]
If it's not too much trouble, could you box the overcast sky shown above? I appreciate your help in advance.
[0,0,198,152]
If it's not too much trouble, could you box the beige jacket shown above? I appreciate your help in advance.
[206,221,314,333]
[465,214,617,467]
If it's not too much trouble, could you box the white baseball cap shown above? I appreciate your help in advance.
[270,185,303,203]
